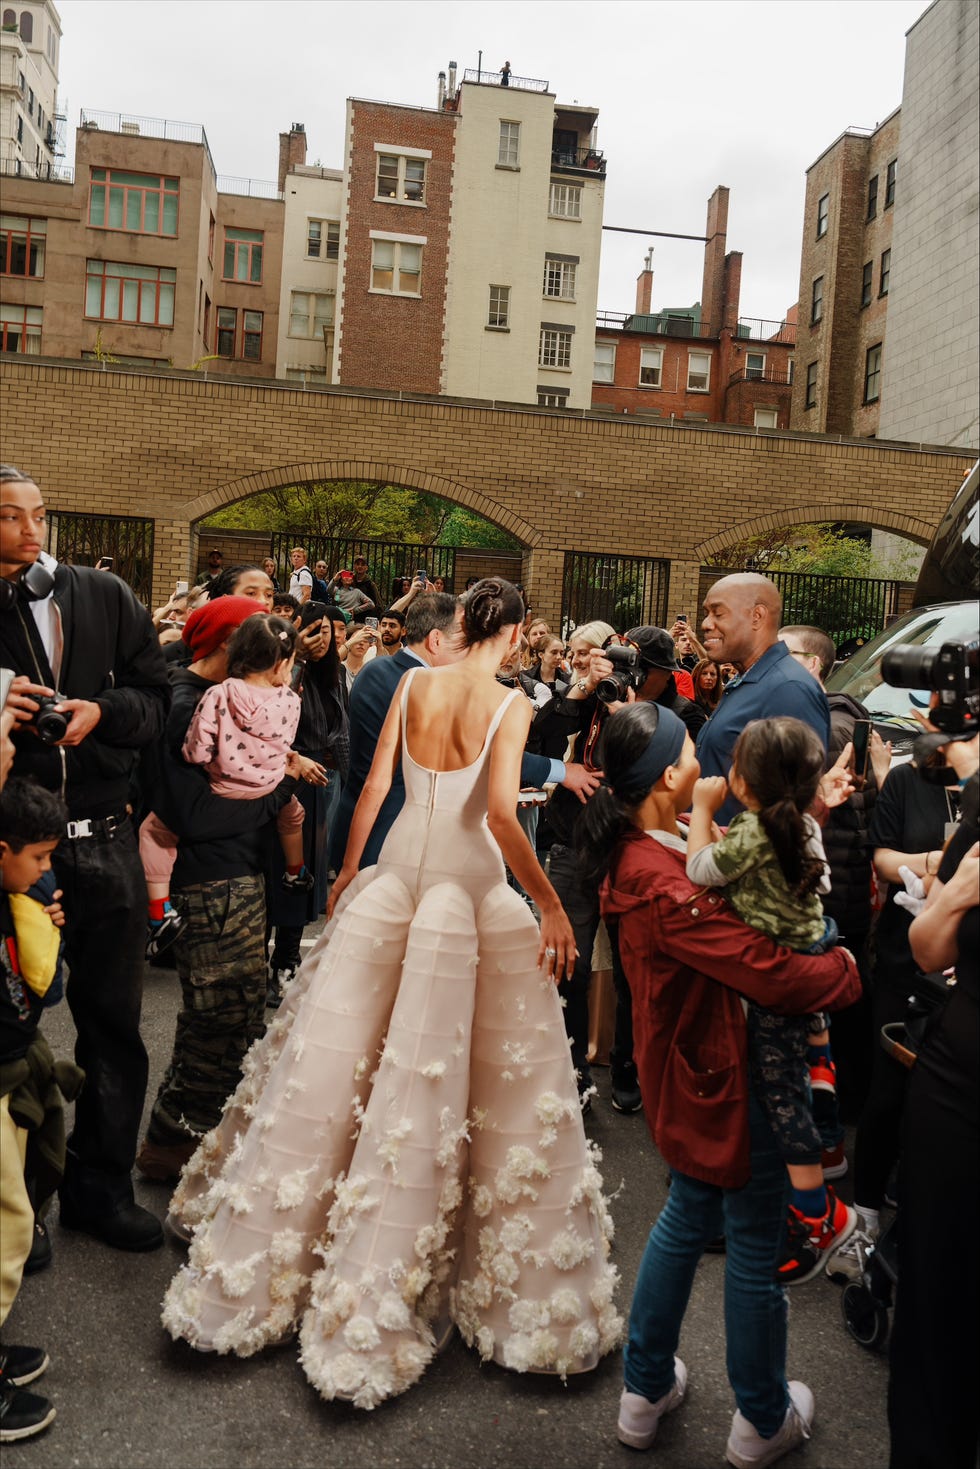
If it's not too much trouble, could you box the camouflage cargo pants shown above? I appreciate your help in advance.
[149,875,267,1145]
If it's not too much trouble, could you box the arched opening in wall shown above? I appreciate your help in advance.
[697,516,929,656]
[194,473,526,597]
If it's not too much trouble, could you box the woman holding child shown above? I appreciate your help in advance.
[579,702,860,1466]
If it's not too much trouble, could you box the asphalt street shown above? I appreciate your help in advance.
[8,926,890,1469]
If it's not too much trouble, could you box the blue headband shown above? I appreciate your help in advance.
[614,707,687,798]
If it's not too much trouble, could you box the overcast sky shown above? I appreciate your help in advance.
[57,0,925,323]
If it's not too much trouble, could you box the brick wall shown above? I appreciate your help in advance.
[0,360,969,629]
[337,101,455,393]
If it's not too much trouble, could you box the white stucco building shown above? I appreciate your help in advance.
[0,0,62,177]
[275,159,344,384]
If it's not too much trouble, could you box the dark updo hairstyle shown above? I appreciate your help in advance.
[462,577,526,646]
[226,613,297,679]
[576,702,665,882]
[732,717,826,898]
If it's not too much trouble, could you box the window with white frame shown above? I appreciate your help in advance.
[498,121,520,167]
[375,151,427,204]
[745,351,765,380]
[288,290,334,339]
[549,182,581,218]
[754,408,778,429]
[307,219,340,260]
[487,284,510,329]
[543,256,576,299]
[370,237,422,295]
[539,327,572,369]
[537,388,569,408]
[593,341,616,382]
[687,350,711,391]
[639,347,662,387]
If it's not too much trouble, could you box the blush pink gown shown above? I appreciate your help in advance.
[162,671,621,1409]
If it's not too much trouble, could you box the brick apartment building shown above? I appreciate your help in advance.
[0,110,284,376]
[1,65,606,408]
[789,111,900,438]
[591,187,796,429]
[790,0,978,451]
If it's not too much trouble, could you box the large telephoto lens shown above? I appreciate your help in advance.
[882,645,938,690]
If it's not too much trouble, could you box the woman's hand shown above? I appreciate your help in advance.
[941,840,980,911]
[292,754,328,786]
[537,901,578,984]
[326,866,356,921]
[820,745,855,809]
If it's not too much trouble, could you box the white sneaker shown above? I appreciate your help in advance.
[617,1357,687,1450]
[726,1381,814,1468]
[825,1226,877,1284]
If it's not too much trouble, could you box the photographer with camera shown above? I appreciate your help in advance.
[529,624,704,1115]
[0,464,170,1252]
[829,643,977,1288]
[884,646,978,1469]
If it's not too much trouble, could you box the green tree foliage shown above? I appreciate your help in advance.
[200,480,520,550]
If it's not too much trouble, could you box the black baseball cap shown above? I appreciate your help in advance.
[624,626,678,672]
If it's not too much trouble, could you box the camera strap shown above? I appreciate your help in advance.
[14,603,56,692]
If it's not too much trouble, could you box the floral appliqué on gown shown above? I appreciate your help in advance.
[162,672,622,1408]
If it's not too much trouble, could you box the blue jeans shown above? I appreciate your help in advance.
[624,1093,791,1438]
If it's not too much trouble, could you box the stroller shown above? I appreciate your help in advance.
[840,969,954,1353]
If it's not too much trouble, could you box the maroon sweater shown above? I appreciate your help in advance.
[601,828,861,1188]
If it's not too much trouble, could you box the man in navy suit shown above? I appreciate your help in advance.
[330,594,602,871]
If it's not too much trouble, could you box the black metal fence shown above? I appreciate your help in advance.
[269,534,463,602]
[46,511,155,605]
[561,552,671,639]
[697,567,917,654]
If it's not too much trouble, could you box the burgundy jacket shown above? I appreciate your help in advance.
[601,829,861,1189]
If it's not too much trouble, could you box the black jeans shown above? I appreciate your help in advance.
[53,818,149,1209]
[547,844,635,1085]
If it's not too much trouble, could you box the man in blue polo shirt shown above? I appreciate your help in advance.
[696,572,830,823]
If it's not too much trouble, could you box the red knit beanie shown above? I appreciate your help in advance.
[181,596,265,659]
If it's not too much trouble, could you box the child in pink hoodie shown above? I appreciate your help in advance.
[140,614,320,955]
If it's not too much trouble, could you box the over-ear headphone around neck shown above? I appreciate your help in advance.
[0,559,56,611]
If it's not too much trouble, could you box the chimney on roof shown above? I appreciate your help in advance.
[700,185,729,334]
[448,60,457,98]
[437,70,447,109]
[635,247,654,315]
[277,121,307,192]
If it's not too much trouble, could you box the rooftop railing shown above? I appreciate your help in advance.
[216,175,283,200]
[462,68,549,91]
[596,312,797,344]
[79,108,218,181]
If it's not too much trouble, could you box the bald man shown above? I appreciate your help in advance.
[695,573,830,823]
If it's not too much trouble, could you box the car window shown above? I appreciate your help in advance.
[826,601,978,725]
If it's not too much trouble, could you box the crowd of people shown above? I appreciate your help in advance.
[1,462,977,1467]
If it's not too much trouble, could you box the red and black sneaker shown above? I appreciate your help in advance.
[776,1187,857,1286]
[809,1056,837,1094]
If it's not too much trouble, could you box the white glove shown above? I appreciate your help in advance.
[893,864,927,917]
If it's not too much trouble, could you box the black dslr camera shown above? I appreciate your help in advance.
[30,692,71,744]
[596,640,646,705]
[881,639,977,736]
[882,638,977,783]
